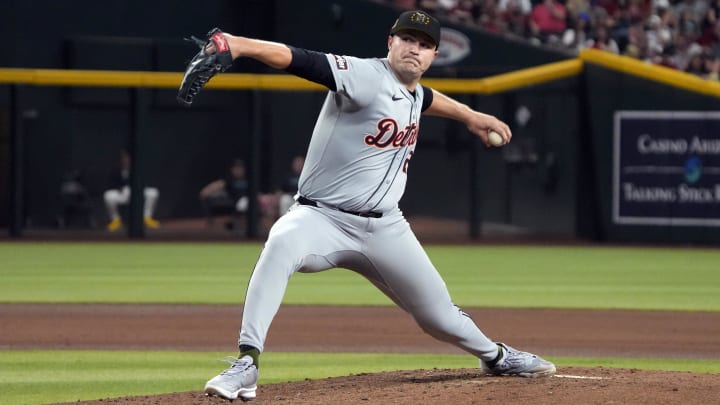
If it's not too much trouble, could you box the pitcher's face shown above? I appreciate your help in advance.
[387,31,438,83]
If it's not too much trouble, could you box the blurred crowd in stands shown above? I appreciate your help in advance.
[387,0,720,80]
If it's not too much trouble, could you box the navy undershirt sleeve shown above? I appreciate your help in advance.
[285,46,337,92]
[421,85,433,112]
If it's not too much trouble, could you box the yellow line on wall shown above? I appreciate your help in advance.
[0,61,581,94]
[1,53,719,98]
[0,68,180,88]
[484,59,583,94]
[421,59,582,94]
[204,73,325,90]
[0,68,325,90]
[579,48,720,98]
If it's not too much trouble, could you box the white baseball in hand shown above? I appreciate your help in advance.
[488,131,504,147]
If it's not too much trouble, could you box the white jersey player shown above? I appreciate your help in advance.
[201,10,556,401]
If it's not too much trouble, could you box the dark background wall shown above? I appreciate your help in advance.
[9,0,716,244]
[0,0,577,238]
[0,0,277,227]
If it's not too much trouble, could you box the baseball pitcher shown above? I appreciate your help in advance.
[178,10,555,401]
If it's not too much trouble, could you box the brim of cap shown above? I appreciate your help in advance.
[391,27,439,46]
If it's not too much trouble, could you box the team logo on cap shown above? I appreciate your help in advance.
[409,11,431,25]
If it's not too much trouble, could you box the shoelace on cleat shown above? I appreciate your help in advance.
[218,356,253,376]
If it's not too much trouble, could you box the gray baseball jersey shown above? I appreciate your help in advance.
[238,53,499,363]
[299,55,422,214]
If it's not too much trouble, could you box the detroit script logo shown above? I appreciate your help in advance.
[364,118,418,149]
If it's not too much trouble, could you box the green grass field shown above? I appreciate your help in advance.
[2,351,719,405]
[1,243,719,310]
[1,242,719,404]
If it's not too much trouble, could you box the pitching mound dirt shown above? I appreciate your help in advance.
[58,367,720,404]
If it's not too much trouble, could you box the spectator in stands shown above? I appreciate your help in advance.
[674,0,709,24]
[656,45,679,69]
[199,158,281,228]
[709,0,720,25]
[502,0,530,39]
[677,9,702,42]
[277,155,305,217]
[671,32,703,70]
[419,0,458,16]
[643,43,664,65]
[478,0,504,33]
[652,0,670,12]
[399,0,720,82]
[594,0,620,21]
[498,0,531,15]
[628,0,652,23]
[624,23,648,58]
[611,0,648,52]
[104,149,160,232]
[562,12,592,51]
[529,0,567,45]
[706,55,720,80]
[645,12,674,58]
[697,4,720,50]
[199,158,250,223]
[450,0,483,24]
[710,21,720,56]
[685,52,710,76]
[586,24,620,53]
[565,0,591,18]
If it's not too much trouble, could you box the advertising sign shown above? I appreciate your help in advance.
[433,28,471,66]
[613,111,720,226]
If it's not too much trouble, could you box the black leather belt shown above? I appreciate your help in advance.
[297,196,383,218]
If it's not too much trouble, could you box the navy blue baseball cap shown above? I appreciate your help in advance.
[390,10,441,48]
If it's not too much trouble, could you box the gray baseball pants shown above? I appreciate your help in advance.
[238,204,499,362]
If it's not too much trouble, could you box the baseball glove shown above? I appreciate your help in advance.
[176,28,233,107]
